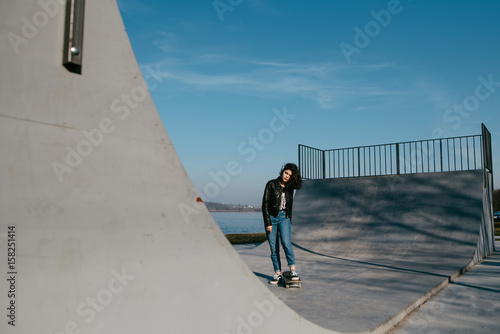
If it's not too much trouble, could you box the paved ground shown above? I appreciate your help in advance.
[235,242,499,333]
[391,240,500,334]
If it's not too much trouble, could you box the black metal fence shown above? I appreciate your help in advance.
[299,124,492,180]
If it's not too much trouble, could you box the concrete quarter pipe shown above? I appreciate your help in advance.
[0,1,333,333]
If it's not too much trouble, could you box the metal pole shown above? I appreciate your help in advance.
[396,144,400,175]
[322,150,326,179]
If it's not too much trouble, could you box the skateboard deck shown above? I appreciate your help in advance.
[281,271,302,288]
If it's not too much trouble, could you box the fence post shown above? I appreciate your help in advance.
[396,144,400,175]
[440,139,443,172]
[482,123,493,189]
[298,144,301,177]
[322,150,326,179]
[357,148,361,177]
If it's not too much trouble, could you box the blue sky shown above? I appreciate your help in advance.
[117,0,500,206]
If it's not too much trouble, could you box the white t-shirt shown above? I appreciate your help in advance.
[279,190,286,211]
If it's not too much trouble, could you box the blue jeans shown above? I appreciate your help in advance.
[266,211,295,272]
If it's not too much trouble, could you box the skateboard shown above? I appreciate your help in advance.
[281,271,302,288]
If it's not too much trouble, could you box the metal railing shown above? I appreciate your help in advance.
[299,124,492,180]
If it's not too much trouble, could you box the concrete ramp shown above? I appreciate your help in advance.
[293,171,487,272]
[0,1,333,333]
[237,171,494,332]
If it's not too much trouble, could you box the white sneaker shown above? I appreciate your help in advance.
[290,270,300,281]
[269,273,282,285]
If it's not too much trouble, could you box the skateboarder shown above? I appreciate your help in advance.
[262,163,302,285]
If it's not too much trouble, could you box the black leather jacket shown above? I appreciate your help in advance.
[262,178,294,228]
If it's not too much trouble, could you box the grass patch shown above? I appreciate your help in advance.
[495,221,500,236]
[225,233,267,244]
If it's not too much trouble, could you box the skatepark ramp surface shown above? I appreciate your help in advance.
[0,1,336,333]
[293,171,489,271]
[237,170,495,332]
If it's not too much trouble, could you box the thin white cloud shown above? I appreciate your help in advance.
[143,41,414,109]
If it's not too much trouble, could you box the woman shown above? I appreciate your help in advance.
[262,163,302,285]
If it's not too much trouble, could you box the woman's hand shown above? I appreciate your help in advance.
[266,225,272,233]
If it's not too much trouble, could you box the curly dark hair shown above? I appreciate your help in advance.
[279,163,303,190]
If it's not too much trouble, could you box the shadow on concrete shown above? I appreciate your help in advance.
[292,242,450,279]
[253,271,273,280]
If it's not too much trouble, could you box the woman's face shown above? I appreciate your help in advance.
[282,169,292,183]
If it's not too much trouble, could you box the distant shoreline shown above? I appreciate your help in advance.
[205,201,261,213]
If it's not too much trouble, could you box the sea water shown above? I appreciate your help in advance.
[210,211,264,235]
